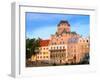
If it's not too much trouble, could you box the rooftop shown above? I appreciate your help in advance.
[40,40,50,47]
[58,20,70,27]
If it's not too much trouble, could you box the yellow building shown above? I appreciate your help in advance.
[31,40,50,62]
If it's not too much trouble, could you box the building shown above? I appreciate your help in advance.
[49,20,80,64]
[67,37,89,63]
[31,20,90,65]
[49,44,67,64]
[31,40,50,62]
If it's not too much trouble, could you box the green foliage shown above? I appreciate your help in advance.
[80,53,89,64]
[26,38,41,59]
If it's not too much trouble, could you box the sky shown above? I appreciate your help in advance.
[26,12,90,39]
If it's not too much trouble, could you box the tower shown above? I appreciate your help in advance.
[57,20,70,35]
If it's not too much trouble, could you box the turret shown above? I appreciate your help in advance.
[57,20,70,35]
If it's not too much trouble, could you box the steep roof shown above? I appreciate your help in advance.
[58,20,70,26]
[39,40,50,47]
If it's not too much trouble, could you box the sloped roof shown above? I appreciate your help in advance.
[39,40,50,47]
[58,20,70,26]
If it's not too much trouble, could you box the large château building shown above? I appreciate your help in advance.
[31,20,89,64]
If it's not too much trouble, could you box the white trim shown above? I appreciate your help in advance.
[11,2,20,77]
[11,2,97,78]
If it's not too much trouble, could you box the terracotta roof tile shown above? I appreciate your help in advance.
[40,40,50,47]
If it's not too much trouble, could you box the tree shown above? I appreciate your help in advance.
[26,38,41,59]
[80,53,89,64]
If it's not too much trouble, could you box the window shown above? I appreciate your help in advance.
[43,52,45,54]
[74,49,76,52]
[87,40,88,42]
[60,46,62,49]
[37,56,39,59]
[62,54,63,57]
[63,46,65,49]
[46,48,48,50]
[52,42,56,45]
[60,41,64,44]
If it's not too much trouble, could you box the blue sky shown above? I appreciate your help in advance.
[26,12,90,39]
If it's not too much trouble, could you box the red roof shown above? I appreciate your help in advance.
[39,40,50,47]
